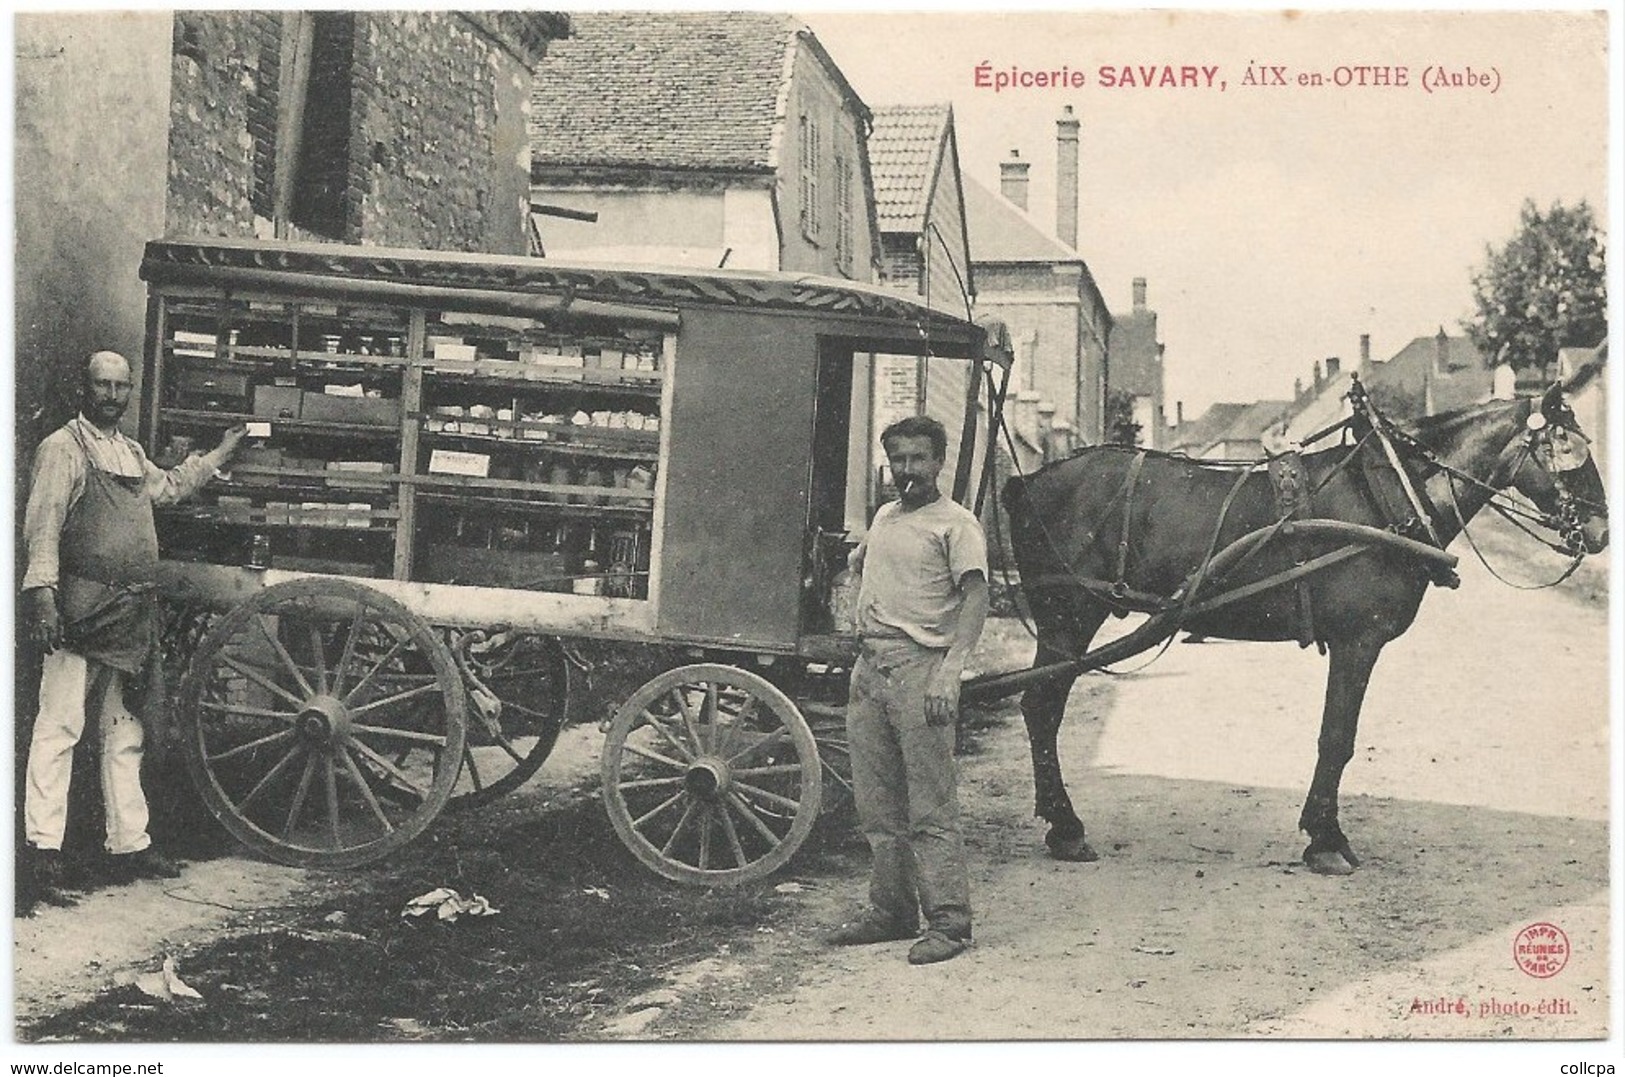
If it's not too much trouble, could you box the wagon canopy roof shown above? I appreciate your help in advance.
[141,238,1002,364]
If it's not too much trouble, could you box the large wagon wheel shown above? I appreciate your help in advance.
[178,579,467,868]
[602,664,821,886]
[449,631,573,808]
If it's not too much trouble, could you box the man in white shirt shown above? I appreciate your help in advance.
[826,416,989,965]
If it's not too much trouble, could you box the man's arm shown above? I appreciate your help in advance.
[143,424,245,505]
[21,436,83,592]
[924,570,989,727]
[22,436,84,652]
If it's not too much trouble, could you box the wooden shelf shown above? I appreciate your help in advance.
[158,506,399,532]
[423,359,661,393]
[414,471,652,501]
[221,465,401,491]
[419,426,659,461]
[161,408,402,439]
[416,490,652,520]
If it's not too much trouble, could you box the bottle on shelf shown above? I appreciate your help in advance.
[248,533,272,571]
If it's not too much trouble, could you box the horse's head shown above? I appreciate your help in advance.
[1507,383,1609,555]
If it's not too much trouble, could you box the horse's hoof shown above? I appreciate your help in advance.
[1304,848,1357,876]
[1046,834,1100,863]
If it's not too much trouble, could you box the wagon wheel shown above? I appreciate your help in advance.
[449,632,574,808]
[602,664,822,886]
[178,579,467,868]
[800,701,855,815]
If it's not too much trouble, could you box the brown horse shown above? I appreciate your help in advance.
[1001,382,1608,875]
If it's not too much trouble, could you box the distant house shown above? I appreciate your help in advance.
[1279,351,1357,447]
[528,11,880,280]
[867,103,985,505]
[1365,328,1494,419]
[1168,399,1294,460]
[1106,277,1167,449]
[964,106,1113,460]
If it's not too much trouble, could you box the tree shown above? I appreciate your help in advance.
[1105,388,1142,446]
[1464,199,1606,373]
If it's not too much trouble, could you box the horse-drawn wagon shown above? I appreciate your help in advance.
[140,237,1609,888]
[138,237,1012,885]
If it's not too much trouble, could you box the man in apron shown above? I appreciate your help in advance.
[21,351,243,904]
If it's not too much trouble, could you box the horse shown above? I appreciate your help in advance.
[1000,381,1609,875]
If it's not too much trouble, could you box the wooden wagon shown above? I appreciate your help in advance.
[138,237,1012,885]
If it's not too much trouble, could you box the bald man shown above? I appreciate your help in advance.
[21,351,243,903]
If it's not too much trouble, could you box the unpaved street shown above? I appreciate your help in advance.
[694,537,1611,1041]
[10,527,1612,1048]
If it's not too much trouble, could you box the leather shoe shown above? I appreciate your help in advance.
[107,847,183,882]
[28,848,80,907]
[824,918,918,946]
[907,930,969,965]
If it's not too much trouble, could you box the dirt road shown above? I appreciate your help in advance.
[9,526,1612,1049]
[694,539,1612,1041]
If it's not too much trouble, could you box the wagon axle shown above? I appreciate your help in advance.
[682,758,733,800]
[296,697,351,746]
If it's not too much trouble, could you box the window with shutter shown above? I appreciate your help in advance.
[800,114,821,241]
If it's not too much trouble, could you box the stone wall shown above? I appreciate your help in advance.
[166,10,544,253]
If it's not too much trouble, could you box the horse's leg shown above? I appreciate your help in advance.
[1298,635,1385,875]
[1020,611,1107,862]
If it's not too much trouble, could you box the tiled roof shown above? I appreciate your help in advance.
[869,104,950,232]
[963,174,1080,264]
[530,12,798,174]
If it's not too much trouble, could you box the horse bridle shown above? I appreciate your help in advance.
[1520,410,1600,554]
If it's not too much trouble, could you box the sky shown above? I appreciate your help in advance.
[799,9,1610,417]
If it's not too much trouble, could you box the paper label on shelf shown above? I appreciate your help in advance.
[432,342,478,361]
[428,449,491,477]
[244,421,273,438]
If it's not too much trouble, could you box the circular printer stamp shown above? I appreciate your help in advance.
[1513,922,1570,979]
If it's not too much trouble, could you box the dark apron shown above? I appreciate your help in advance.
[58,428,162,679]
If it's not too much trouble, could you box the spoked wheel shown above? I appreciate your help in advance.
[449,632,573,808]
[178,579,467,868]
[602,664,821,886]
[801,701,854,813]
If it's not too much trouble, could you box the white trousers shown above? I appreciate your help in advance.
[25,648,152,855]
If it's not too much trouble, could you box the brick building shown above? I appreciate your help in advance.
[168,11,564,251]
[964,109,1113,466]
[15,10,567,447]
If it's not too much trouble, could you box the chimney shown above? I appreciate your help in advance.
[1358,333,1371,370]
[1132,277,1147,311]
[1000,149,1030,211]
[1056,105,1080,248]
[1175,400,1184,426]
[1325,356,1341,379]
[1313,360,1323,390]
[1435,326,1448,372]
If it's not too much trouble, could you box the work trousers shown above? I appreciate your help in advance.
[25,648,152,855]
[846,637,972,938]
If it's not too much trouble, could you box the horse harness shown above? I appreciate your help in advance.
[1003,376,1594,670]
